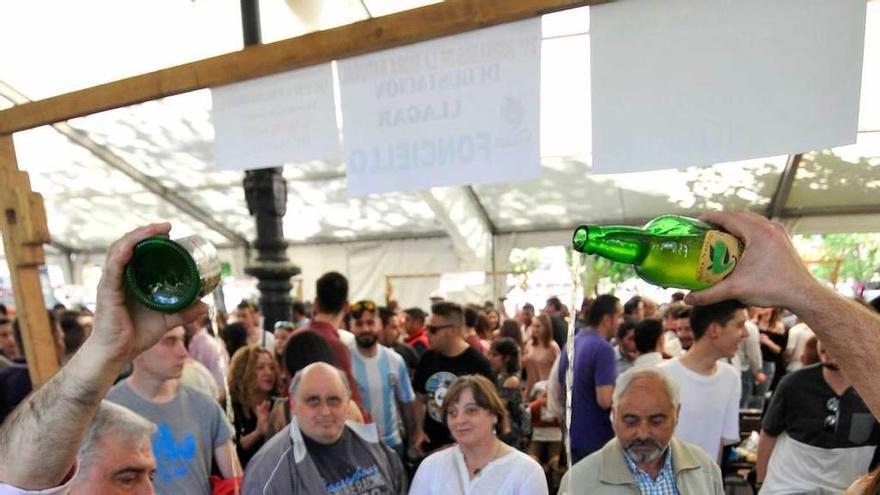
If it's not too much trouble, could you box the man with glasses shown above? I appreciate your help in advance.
[757,339,880,493]
[412,302,494,456]
[348,300,418,459]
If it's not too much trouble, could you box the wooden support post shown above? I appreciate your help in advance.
[0,134,59,387]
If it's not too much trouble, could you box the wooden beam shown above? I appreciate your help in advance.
[0,135,59,386]
[0,0,603,134]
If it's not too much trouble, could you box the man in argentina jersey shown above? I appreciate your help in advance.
[349,300,417,458]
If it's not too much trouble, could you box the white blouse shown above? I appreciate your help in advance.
[409,444,548,495]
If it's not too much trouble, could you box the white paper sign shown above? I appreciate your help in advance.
[211,64,341,171]
[590,0,866,173]
[339,19,541,196]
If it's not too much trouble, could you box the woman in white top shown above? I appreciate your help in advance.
[409,375,548,495]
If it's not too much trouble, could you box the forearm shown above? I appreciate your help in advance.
[414,396,426,436]
[214,441,243,479]
[401,401,417,445]
[0,341,126,489]
[756,431,777,482]
[239,428,264,451]
[793,285,880,418]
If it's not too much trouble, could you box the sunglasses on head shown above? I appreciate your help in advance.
[274,321,294,330]
[351,300,377,318]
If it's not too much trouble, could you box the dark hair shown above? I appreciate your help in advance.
[485,308,500,331]
[404,307,426,323]
[283,331,335,377]
[870,296,880,315]
[624,296,643,316]
[670,291,686,302]
[12,311,60,356]
[237,299,258,313]
[59,310,86,356]
[801,336,820,366]
[431,301,464,328]
[587,294,620,327]
[291,301,307,317]
[316,272,348,315]
[441,375,509,435]
[474,313,490,339]
[378,306,394,328]
[0,316,10,326]
[690,300,747,340]
[579,297,594,322]
[545,297,563,312]
[634,318,664,354]
[616,316,638,342]
[522,303,535,313]
[464,306,479,328]
[499,319,524,348]
[220,322,249,361]
[663,302,685,321]
[0,303,7,316]
[490,337,521,375]
[674,306,692,320]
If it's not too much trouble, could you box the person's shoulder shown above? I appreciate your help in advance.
[672,437,721,471]
[717,360,740,379]
[177,382,223,409]
[778,363,821,388]
[658,357,681,370]
[106,379,132,401]
[244,425,294,481]
[566,446,604,480]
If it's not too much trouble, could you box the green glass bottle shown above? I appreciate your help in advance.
[572,215,743,290]
[124,235,221,313]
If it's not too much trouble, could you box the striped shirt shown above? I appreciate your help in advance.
[623,447,679,495]
[350,344,415,448]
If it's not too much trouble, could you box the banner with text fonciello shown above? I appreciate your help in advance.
[338,19,541,196]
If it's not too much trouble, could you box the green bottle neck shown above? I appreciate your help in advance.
[572,225,647,265]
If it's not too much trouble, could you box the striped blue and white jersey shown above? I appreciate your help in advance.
[350,344,415,448]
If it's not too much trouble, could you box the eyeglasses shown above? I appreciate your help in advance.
[825,397,840,432]
[427,323,456,334]
[274,321,294,330]
[351,300,377,318]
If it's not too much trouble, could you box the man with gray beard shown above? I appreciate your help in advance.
[560,367,723,494]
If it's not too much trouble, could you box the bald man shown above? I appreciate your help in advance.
[243,363,407,495]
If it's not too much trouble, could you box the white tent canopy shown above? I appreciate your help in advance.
[1,1,879,308]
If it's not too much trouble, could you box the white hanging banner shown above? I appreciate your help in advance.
[590,0,867,174]
[211,64,341,171]
[338,19,541,196]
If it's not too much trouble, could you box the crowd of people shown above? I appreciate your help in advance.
[1,212,880,494]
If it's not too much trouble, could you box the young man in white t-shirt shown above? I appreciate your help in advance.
[659,300,748,462]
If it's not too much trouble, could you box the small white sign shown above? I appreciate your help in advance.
[211,64,341,171]
[338,19,541,196]
[590,0,866,173]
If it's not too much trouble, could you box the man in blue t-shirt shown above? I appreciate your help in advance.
[558,294,622,463]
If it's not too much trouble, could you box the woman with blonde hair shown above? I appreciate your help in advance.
[227,345,279,467]
[410,375,547,494]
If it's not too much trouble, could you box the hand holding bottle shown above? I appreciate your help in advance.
[684,211,817,310]
[91,223,209,364]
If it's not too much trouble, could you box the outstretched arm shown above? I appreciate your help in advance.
[687,211,880,418]
[0,223,206,489]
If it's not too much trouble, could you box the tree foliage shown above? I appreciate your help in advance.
[799,233,880,284]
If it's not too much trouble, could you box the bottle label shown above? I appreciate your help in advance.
[175,236,222,298]
[697,230,741,284]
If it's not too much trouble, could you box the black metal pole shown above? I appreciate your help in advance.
[240,0,300,334]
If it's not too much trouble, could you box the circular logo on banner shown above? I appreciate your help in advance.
[424,371,458,422]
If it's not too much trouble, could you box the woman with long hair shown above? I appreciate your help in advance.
[753,306,788,409]
[498,319,525,349]
[227,345,279,467]
[488,337,529,450]
[410,375,547,494]
[522,313,560,397]
[485,308,501,334]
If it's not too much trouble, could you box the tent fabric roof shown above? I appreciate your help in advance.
[1,2,879,253]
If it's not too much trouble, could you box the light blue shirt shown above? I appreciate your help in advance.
[350,345,415,448]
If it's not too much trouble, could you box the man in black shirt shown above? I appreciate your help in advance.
[412,302,494,456]
[757,339,879,493]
